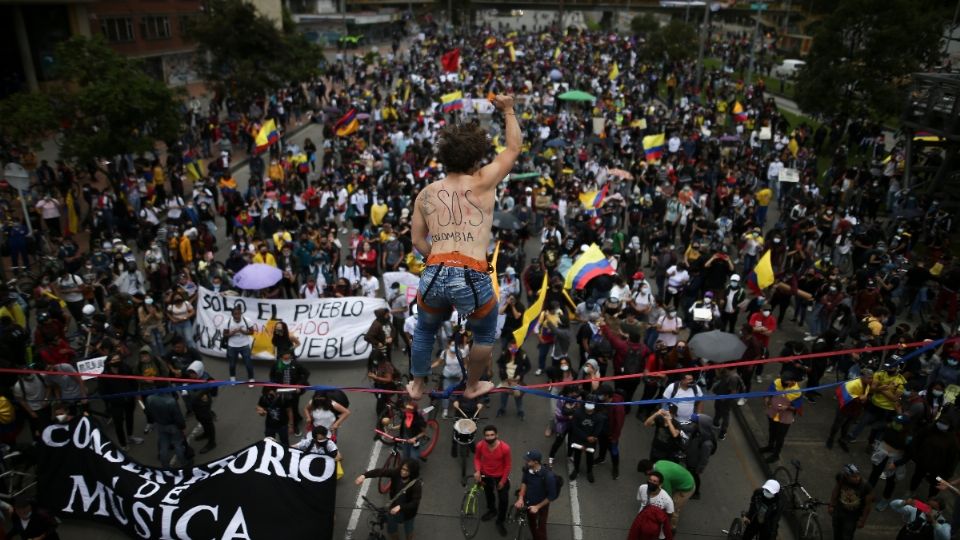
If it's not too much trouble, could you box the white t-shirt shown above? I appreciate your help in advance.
[58,274,85,303]
[309,407,337,430]
[293,437,339,457]
[661,382,701,422]
[225,315,254,348]
[637,484,675,540]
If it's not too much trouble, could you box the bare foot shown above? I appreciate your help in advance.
[406,378,428,400]
[463,380,496,400]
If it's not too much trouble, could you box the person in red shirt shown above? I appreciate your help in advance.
[473,425,512,535]
[748,307,777,384]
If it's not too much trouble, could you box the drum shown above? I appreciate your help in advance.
[453,418,477,446]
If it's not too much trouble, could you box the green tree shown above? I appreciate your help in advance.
[0,36,182,165]
[190,0,324,107]
[795,0,949,119]
[630,14,660,36]
[642,20,698,63]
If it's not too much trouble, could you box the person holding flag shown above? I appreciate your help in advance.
[407,94,521,401]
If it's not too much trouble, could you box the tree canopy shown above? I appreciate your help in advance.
[190,0,324,107]
[641,20,698,63]
[0,36,182,165]
[794,0,950,120]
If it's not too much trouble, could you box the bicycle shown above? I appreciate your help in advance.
[361,495,389,540]
[773,459,827,540]
[460,479,484,539]
[373,425,438,494]
[506,503,528,540]
[722,511,747,540]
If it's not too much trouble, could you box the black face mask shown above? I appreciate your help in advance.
[648,482,660,494]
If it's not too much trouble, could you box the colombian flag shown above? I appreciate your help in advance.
[512,273,547,346]
[183,151,207,181]
[609,62,620,81]
[335,109,359,137]
[441,91,464,113]
[733,101,748,123]
[746,249,775,295]
[835,378,867,408]
[564,244,615,290]
[254,119,279,154]
[642,133,666,163]
[578,183,608,211]
[484,37,497,49]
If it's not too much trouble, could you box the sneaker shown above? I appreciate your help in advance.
[587,472,595,483]
[548,457,555,466]
[120,446,129,452]
[825,365,834,373]
[737,398,747,406]
[199,443,217,454]
[481,510,497,522]
[719,431,727,441]
[496,409,505,418]
[803,334,817,342]
[569,470,578,481]
[594,457,607,465]
[129,436,145,445]
[442,409,448,419]
[496,522,508,536]
[535,369,543,376]
[755,376,763,384]
[248,378,255,388]
[875,498,889,512]
[143,424,153,434]
[230,376,237,382]
[838,439,850,452]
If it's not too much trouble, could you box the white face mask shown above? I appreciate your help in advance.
[56,414,68,423]
[528,468,535,474]
[561,364,570,371]
[704,298,712,304]
[762,310,771,317]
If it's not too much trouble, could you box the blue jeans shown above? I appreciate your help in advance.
[386,514,415,535]
[411,265,498,378]
[442,372,462,410]
[171,321,196,349]
[157,424,188,467]
[227,345,254,380]
[147,328,166,357]
[498,391,525,418]
[401,441,423,460]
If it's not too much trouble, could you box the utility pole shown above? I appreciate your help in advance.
[783,0,791,36]
[745,2,766,90]
[694,0,711,96]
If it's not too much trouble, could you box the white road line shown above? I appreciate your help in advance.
[565,460,584,540]
[344,440,384,540]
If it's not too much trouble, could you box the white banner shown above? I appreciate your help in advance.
[778,168,800,183]
[193,287,388,362]
[77,356,107,381]
[382,271,420,307]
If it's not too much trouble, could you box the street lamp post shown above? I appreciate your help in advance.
[694,0,712,95]
[745,2,766,90]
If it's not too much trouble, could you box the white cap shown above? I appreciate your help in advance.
[762,479,781,495]
[82,304,96,316]
[730,274,741,282]
[505,267,516,275]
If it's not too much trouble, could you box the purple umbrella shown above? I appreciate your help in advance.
[232,263,283,290]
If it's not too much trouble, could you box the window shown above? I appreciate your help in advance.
[140,15,171,40]
[100,17,134,43]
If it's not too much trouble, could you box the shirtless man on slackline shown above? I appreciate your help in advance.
[407,94,521,400]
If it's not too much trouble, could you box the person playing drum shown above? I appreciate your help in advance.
[408,95,522,401]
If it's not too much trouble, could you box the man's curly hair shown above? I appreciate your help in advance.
[436,122,490,174]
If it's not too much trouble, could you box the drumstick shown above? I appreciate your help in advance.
[937,477,960,495]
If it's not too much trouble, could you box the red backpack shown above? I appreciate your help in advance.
[628,503,671,540]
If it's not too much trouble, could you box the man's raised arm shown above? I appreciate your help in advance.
[478,95,521,190]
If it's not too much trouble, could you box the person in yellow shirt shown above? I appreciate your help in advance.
[755,185,773,226]
[253,244,277,267]
[179,232,194,268]
[272,230,293,252]
[267,159,285,184]
[827,369,873,450]
[844,360,904,448]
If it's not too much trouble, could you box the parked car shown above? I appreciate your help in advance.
[773,59,806,78]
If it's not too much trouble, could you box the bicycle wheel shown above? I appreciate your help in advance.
[771,466,795,510]
[800,513,823,540]
[419,419,440,458]
[727,517,744,540]
[378,451,400,494]
[459,486,481,539]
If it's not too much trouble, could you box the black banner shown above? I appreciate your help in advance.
[38,417,336,539]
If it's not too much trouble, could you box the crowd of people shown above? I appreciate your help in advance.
[0,14,957,540]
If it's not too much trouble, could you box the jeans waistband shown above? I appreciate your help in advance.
[426,252,489,273]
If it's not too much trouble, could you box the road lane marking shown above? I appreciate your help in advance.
[344,439,384,540]
[564,459,584,540]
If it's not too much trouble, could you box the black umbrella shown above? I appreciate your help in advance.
[688,330,747,363]
[545,138,567,149]
[493,211,523,230]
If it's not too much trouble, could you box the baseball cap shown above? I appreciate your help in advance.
[761,479,781,495]
[632,271,645,280]
[524,450,542,462]
[842,463,860,476]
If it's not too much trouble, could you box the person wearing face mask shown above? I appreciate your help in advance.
[12,371,50,442]
[929,351,960,387]
[568,398,605,483]
[515,450,559,540]
[739,479,783,540]
[224,304,255,383]
[496,338,530,420]
[663,263,690,309]
[869,414,911,512]
[828,463,874,539]
[889,496,952,540]
[269,349,310,437]
[655,308,683,348]
[846,358,906,448]
[636,458,695,532]
[96,355,143,451]
[748,305,777,385]
[687,291,720,336]
[433,333,467,418]
[629,470,674,540]
[760,373,803,463]
[827,369,874,451]
[900,417,960,499]
[472,425,512,535]
[138,296,166,356]
[719,274,747,333]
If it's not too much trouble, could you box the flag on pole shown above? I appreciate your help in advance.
[746,249,775,295]
[512,274,548,346]
[507,42,516,62]
[183,151,207,181]
[578,183,609,212]
[334,109,359,137]
[564,244,616,290]
[642,133,666,162]
[609,62,620,81]
[254,119,279,154]
[553,46,561,60]
[440,48,461,73]
[441,91,464,112]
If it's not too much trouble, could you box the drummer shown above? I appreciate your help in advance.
[451,394,486,459]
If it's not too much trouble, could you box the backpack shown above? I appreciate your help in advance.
[668,382,702,399]
[622,345,645,375]
[629,500,670,540]
[540,464,564,500]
